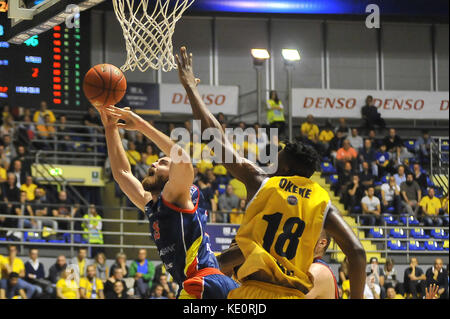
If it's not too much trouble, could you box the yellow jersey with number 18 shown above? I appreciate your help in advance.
[235,176,331,294]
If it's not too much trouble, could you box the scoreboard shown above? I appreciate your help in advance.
[0,8,90,109]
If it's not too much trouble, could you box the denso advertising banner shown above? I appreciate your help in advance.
[292,88,449,119]
[160,84,239,115]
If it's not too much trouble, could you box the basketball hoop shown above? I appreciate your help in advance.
[112,0,195,73]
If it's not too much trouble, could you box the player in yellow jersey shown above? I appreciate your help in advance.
[176,46,366,299]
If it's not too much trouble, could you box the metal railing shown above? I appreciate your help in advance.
[430,136,449,197]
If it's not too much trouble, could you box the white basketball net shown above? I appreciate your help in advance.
[113,0,195,72]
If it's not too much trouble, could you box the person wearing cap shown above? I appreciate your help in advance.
[366,257,386,298]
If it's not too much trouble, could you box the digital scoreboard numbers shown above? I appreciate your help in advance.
[0,10,90,109]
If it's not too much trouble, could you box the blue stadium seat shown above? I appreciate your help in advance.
[410,228,429,239]
[390,228,407,238]
[443,240,449,251]
[400,215,420,226]
[0,237,6,241]
[384,215,399,225]
[381,176,388,184]
[329,174,339,185]
[321,162,337,174]
[426,177,434,188]
[28,239,46,243]
[404,140,416,152]
[431,228,449,239]
[48,240,66,244]
[369,228,384,238]
[374,181,382,186]
[388,240,406,251]
[441,140,449,152]
[425,240,444,251]
[408,240,425,251]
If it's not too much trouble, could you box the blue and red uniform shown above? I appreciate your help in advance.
[313,257,339,299]
[145,185,239,299]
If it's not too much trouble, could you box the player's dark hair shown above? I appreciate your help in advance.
[283,141,320,178]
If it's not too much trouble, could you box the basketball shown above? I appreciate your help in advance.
[83,64,127,108]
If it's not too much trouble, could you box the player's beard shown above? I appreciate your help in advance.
[142,174,167,193]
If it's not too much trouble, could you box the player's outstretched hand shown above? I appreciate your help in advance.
[96,106,118,129]
[175,46,201,89]
[104,105,144,131]
[425,283,440,299]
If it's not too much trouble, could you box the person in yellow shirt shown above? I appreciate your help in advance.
[385,287,404,299]
[420,188,443,227]
[36,114,56,141]
[145,144,159,166]
[56,269,80,299]
[20,176,37,201]
[79,265,104,299]
[33,101,56,124]
[0,164,6,183]
[300,114,320,143]
[126,141,141,167]
[71,247,89,278]
[266,90,286,138]
[0,254,6,280]
[319,121,335,153]
[229,199,246,225]
[229,177,247,200]
[2,245,25,279]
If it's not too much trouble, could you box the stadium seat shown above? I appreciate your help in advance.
[27,239,46,243]
[400,215,420,226]
[388,240,406,251]
[441,140,449,152]
[408,240,425,251]
[424,240,444,251]
[321,162,337,174]
[381,176,388,184]
[390,228,407,238]
[443,241,449,251]
[404,140,416,152]
[430,228,449,239]
[329,174,339,185]
[0,237,6,241]
[369,228,384,238]
[410,228,429,239]
[48,240,66,244]
[426,177,434,188]
[384,215,399,225]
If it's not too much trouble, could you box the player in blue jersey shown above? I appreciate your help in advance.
[97,105,239,299]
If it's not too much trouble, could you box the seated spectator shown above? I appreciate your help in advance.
[375,144,392,178]
[419,188,443,227]
[367,129,382,149]
[318,121,334,155]
[36,114,56,149]
[3,172,20,213]
[33,188,58,233]
[15,190,39,233]
[359,139,378,177]
[361,95,385,133]
[0,160,7,184]
[300,115,320,144]
[52,190,79,232]
[150,283,168,299]
[441,195,449,226]
[218,184,239,223]
[366,257,385,296]
[79,264,105,299]
[33,101,56,125]
[345,175,366,214]
[0,114,15,138]
[3,135,17,165]
[107,280,128,299]
[8,160,26,188]
[126,141,141,174]
[47,255,67,285]
[338,257,349,287]
[13,145,32,177]
[335,161,353,197]
[334,117,351,138]
[109,252,129,278]
[253,123,269,154]
[2,245,39,299]
[24,248,53,297]
[16,114,36,145]
[134,132,147,153]
[156,273,176,298]
[81,205,104,255]
[383,128,412,166]
[403,257,426,299]
[0,272,27,299]
[400,173,422,217]
[93,252,108,282]
[57,115,76,153]
[329,130,345,159]
[380,176,401,214]
[360,186,381,226]
[129,249,155,299]
[385,286,404,299]
[414,130,433,165]
[412,162,428,192]
[347,128,363,151]
[383,258,402,295]
[393,165,407,186]
[336,140,358,173]
[144,145,159,166]
[20,176,37,201]
[364,274,380,299]
[71,247,90,278]
[56,268,79,299]
[425,258,448,299]
[359,161,375,188]
[104,267,128,299]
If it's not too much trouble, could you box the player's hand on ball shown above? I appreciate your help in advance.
[176,46,201,89]
[97,107,118,129]
[105,105,143,131]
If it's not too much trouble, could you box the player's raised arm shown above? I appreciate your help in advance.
[104,106,194,208]
[323,205,366,299]
[176,46,265,200]
[98,108,152,212]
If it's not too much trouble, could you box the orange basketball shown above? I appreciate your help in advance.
[83,64,127,108]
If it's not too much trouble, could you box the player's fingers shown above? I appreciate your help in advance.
[181,46,188,65]
[175,54,182,68]
[195,78,201,86]
[189,53,193,68]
